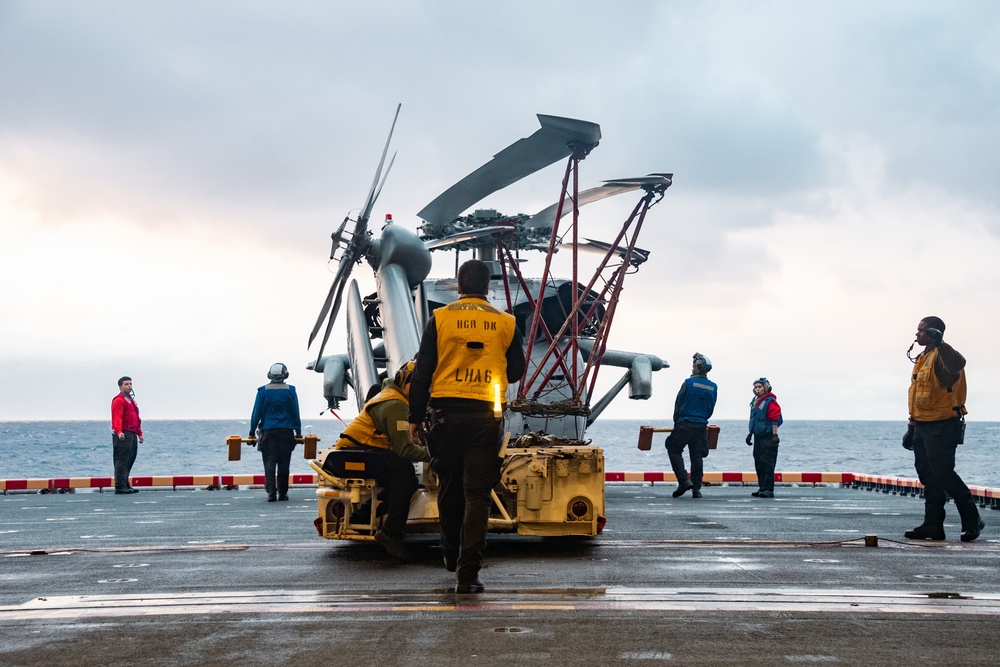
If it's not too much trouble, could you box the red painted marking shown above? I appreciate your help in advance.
[6,479,28,490]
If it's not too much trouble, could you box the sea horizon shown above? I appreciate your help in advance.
[3,418,997,487]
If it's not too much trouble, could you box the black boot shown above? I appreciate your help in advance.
[904,524,945,540]
[374,530,409,561]
[961,517,985,543]
[455,580,485,594]
[673,482,693,498]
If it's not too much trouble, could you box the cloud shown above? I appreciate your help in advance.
[1,0,999,421]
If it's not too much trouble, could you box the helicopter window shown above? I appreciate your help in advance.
[539,283,606,339]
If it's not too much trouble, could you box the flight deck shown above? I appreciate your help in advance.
[2,482,997,666]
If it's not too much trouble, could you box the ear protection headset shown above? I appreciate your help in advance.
[693,352,713,373]
[267,363,289,382]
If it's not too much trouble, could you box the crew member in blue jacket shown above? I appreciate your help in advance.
[746,377,783,498]
[666,353,718,498]
[250,363,302,502]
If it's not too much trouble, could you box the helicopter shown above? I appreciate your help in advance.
[306,106,670,540]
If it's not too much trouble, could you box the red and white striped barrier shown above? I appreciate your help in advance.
[218,473,318,488]
[2,472,998,508]
[0,473,320,492]
[604,471,856,484]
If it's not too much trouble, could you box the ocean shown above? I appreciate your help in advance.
[2,419,998,488]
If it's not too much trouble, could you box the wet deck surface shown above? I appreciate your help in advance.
[2,484,998,666]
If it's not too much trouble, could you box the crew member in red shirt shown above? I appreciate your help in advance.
[111,376,143,494]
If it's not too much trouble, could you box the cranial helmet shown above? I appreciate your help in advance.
[753,377,771,393]
[393,359,416,396]
[267,362,289,382]
[693,352,713,373]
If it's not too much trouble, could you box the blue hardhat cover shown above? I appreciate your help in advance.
[693,353,713,373]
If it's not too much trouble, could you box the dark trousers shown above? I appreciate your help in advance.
[369,450,419,538]
[259,429,297,496]
[428,410,502,584]
[752,434,779,493]
[912,418,980,530]
[112,431,138,490]
[666,423,708,488]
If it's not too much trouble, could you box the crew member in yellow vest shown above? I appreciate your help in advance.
[336,360,429,560]
[408,259,526,594]
[903,316,983,542]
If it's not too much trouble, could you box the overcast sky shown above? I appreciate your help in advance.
[2,1,999,424]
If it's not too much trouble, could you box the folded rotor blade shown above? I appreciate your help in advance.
[525,173,672,230]
[308,255,355,349]
[423,225,514,250]
[359,103,402,224]
[310,104,403,354]
[363,152,396,223]
[578,237,650,261]
[548,238,650,263]
[417,114,601,228]
[601,173,673,188]
[313,265,352,362]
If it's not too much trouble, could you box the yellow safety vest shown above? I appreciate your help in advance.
[335,386,407,451]
[908,347,968,421]
[431,297,516,404]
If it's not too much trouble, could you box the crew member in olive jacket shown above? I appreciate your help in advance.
[904,316,983,542]
[335,360,429,561]
[408,259,526,594]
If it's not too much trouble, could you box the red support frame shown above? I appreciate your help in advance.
[491,150,664,417]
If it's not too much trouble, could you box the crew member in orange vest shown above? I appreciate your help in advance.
[408,259,525,594]
[903,316,983,542]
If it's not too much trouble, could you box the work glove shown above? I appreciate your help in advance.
[772,434,780,446]
[902,425,915,451]
[745,434,753,446]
